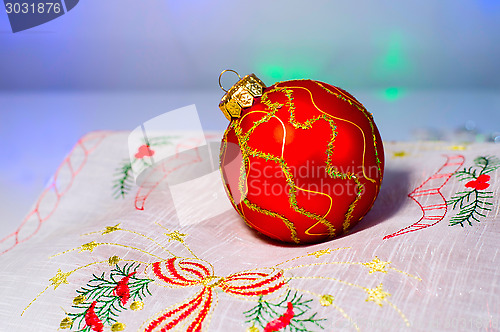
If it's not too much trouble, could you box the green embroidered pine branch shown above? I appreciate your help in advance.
[68,263,152,332]
[244,290,326,331]
[447,155,499,227]
[448,190,493,226]
[112,160,134,199]
[454,156,500,180]
[474,156,500,174]
[144,135,175,147]
[112,136,174,199]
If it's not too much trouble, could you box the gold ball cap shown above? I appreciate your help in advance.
[218,70,266,121]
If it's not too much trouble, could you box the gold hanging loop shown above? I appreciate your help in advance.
[218,69,241,93]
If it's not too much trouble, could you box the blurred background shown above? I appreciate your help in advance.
[1,0,500,236]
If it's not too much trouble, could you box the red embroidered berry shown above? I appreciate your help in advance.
[465,174,490,190]
[113,272,136,306]
[264,302,294,332]
[135,145,155,159]
[85,301,104,332]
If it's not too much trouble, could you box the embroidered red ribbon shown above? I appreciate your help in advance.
[146,258,286,332]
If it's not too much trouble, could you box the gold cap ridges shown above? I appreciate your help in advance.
[218,70,266,121]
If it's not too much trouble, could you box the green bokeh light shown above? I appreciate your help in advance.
[263,65,285,80]
[257,53,321,83]
[260,64,313,81]
[384,38,405,71]
[373,31,412,83]
[382,87,404,101]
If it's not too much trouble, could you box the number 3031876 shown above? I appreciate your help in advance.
[5,2,61,14]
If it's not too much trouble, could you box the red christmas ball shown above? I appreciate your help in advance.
[219,73,384,244]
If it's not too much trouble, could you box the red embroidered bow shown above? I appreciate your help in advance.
[145,258,286,332]
[465,174,490,190]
